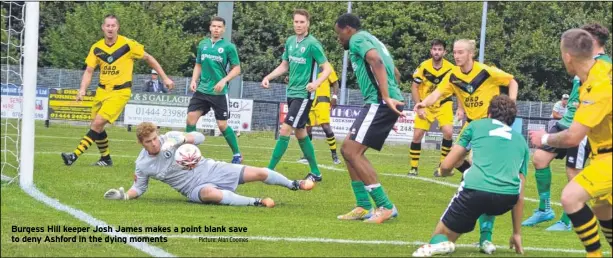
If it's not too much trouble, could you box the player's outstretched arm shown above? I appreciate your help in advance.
[262,60,290,88]
[142,52,175,90]
[415,89,443,111]
[104,187,140,200]
[439,144,467,176]
[184,132,205,145]
[510,173,525,254]
[530,121,589,148]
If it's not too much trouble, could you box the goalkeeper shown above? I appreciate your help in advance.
[104,122,314,207]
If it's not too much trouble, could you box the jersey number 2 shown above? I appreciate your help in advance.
[489,119,512,140]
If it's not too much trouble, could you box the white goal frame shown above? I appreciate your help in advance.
[19,1,39,188]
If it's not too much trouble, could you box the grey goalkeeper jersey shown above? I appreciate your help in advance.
[129,133,219,197]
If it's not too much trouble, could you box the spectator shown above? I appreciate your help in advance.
[144,70,168,93]
[551,94,568,119]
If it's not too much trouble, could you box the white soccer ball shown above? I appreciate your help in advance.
[174,144,202,170]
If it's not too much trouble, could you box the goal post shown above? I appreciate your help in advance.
[19,1,39,188]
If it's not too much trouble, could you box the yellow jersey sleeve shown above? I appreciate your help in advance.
[486,66,514,86]
[127,38,145,60]
[574,82,612,128]
[84,45,98,69]
[436,72,454,99]
[412,65,424,84]
[328,69,339,84]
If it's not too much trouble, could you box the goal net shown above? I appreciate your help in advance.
[1,1,39,187]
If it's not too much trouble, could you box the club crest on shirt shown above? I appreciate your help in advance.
[163,150,172,159]
[300,47,306,53]
[218,48,224,54]
[107,56,114,63]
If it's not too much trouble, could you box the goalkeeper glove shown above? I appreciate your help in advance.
[104,187,129,200]
[161,131,186,152]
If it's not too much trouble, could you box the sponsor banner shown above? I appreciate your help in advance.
[124,98,253,131]
[129,92,192,106]
[1,84,49,120]
[48,88,96,121]
[279,103,418,142]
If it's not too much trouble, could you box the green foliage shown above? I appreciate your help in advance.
[5,2,611,101]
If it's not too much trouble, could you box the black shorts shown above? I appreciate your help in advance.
[283,98,313,129]
[187,92,230,120]
[348,103,403,151]
[539,123,591,169]
[441,188,519,234]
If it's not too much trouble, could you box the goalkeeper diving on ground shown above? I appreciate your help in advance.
[103,122,314,207]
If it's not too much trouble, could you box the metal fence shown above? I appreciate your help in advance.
[2,65,557,145]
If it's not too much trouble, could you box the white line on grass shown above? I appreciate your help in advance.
[140,234,606,255]
[12,150,561,207]
[18,151,582,255]
[21,186,175,257]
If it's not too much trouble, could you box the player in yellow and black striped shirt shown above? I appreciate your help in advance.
[61,14,175,167]
[414,39,519,254]
[409,39,455,176]
[530,29,612,257]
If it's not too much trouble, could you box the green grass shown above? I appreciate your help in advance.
[1,121,607,257]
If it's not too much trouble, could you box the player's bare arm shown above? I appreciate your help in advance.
[510,173,525,254]
[394,67,402,84]
[411,81,426,119]
[262,60,289,88]
[142,52,175,90]
[439,144,467,176]
[77,66,95,101]
[552,110,564,119]
[529,121,590,148]
[215,64,241,93]
[307,62,332,92]
[364,49,404,116]
[507,79,519,102]
[414,89,443,112]
[190,63,202,92]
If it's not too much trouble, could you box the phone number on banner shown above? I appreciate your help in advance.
[124,104,188,128]
[49,113,91,121]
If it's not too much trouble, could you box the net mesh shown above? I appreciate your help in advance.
[1,1,25,183]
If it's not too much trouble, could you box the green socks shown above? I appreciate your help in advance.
[560,212,571,225]
[479,214,495,245]
[366,184,393,209]
[222,127,240,155]
[430,234,449,244]
[186,124,197,133]
[535,167,552,211]
[298,137,321,176]
[351,181,372,210]
[268,135,290,170]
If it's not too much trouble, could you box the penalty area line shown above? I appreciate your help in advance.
[21,186,175,257]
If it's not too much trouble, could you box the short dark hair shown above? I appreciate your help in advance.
[431,39,446,49]
[102,14,119,25]
[561,28,594,59]
[335,13,361,30]
[211,16,226,25]
[488,95,517,126]
[581,23,609,47]
[293,9,310,21]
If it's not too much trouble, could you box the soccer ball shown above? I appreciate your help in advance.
[174,144,202,170]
